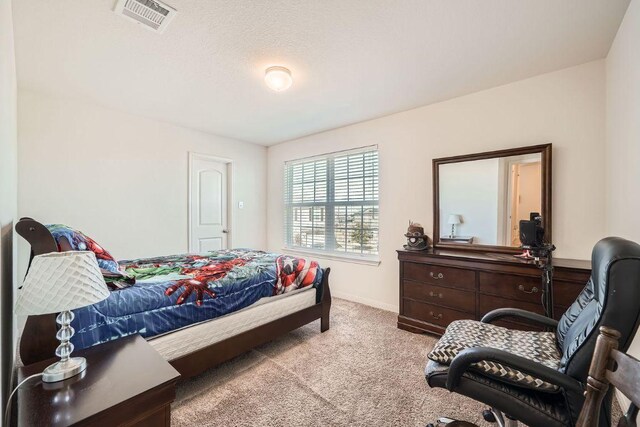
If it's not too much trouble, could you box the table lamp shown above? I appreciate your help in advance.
[15,251,110,382]
[447,214,462,238]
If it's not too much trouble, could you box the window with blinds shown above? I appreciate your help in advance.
[284,146,379,258]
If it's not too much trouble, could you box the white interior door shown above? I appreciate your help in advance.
[189,155,229,253]
[509,161,542,246]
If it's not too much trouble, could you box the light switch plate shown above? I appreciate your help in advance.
[238,201,244,209]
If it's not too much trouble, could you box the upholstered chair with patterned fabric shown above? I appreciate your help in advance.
[426,237,640,427]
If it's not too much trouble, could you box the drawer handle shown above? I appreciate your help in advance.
[518,284,539,294]
[429,291,444,299]
[430,272,444,280]
[429,311,443,320]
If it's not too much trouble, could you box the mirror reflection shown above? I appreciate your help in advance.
[439,153,542,247]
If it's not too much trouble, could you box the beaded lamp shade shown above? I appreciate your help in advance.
[15,251,109,382]
[16,251,109,315]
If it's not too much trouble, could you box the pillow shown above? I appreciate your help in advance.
[45,224,134,289]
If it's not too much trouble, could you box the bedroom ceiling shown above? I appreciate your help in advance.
[13,0,630,145]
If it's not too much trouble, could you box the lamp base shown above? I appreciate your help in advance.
[42,356,87,383]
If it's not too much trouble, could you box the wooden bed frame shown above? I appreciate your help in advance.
[15,217,331,379]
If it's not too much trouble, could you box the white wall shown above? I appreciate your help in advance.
[18,89,267,279]
[439,159,500,245]
[0,0,18,418]
[606,1,640,244]
[268,60,606,311]
[605,0,640,409]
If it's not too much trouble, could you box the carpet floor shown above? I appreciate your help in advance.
[172,298,492,426]
[172,298,622,426]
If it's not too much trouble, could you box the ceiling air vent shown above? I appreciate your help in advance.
[114,0,177,33]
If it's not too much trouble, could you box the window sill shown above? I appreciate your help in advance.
[281,247,381,266]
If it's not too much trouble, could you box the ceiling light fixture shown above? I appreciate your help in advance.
[264,66,293,92]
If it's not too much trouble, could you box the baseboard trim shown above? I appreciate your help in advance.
[331,291,398,313]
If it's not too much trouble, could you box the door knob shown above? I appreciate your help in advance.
[222,230,229,234]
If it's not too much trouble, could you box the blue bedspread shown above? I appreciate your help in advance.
[70,249,323,350]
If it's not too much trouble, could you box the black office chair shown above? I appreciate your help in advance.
[425,237,640,427]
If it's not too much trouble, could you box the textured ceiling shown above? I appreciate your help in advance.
[13,0,630,145]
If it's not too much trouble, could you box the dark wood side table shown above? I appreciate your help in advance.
[13,334,180,426]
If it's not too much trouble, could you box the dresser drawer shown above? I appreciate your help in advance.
[403,280,475,313]
[554,306,569,320]
[403,299,472,327]
[403,262,475,290]
[478,294,547,331]
[479,295,569,331]
[553,280,586,307]
[478,294,545,317]
[478,272,542,304]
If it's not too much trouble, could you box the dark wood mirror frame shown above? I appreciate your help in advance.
[433,143,552,254]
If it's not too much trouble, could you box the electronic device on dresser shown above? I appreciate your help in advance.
[399,144,590,335]
[518,212,556,319]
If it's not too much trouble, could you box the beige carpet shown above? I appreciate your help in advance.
[172,298,493,426]
[172,298,625,426]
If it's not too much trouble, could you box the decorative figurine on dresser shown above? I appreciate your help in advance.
[404,221,429,251]
[398,144,592,336]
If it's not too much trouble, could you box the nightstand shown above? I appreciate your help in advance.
[13,335,180,426]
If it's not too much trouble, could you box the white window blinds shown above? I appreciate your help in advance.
[284,146,379,257]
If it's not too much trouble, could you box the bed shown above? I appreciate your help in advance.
[15,218,331,379]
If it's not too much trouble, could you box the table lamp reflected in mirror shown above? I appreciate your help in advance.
[15,251,109,382]
[447,214,462,238]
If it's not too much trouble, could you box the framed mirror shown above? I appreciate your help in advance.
[433,144,551,253]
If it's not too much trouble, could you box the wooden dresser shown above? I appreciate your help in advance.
[397,249,591,335]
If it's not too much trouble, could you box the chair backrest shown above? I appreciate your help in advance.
[576,326,640,427]
[555,237,640,383]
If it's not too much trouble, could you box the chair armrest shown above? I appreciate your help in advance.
[481,308,559,329]
[445,347,583,394]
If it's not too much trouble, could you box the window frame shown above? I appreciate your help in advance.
[283,146,380,264]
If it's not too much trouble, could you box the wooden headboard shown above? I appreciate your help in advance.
[15,218,61,365]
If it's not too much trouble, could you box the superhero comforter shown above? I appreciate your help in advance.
[70,249,322,351]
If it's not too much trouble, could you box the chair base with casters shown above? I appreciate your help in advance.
[424,237,640,427]
[426,411,519,427]
[426,417,481,427]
